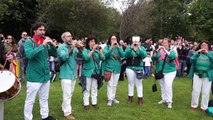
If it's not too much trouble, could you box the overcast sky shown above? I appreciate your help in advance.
[105,0,139,13]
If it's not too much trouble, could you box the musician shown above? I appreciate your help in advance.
[125,37,147,105]
[152,38,177,109]
[57,32,77,120]
[24,22,57,120]
[103,35,125,106]
[81,35,104,111]
[189,40,213,112]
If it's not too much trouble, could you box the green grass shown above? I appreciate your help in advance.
[4,76,213,120]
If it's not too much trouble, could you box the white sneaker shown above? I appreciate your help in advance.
[167,103,172,109]
[113,98,120,104]
[107,100,112,106]
[158,100,166,104]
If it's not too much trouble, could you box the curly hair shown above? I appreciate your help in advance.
[85,35,97,49]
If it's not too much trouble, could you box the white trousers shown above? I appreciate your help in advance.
[61,79,76,116]
[83,77,98,106]
[107,73,120,100]
[24,81,50,120]
[0,101,3,120]
[126,68,143,97]
[159,71,176,103]
[191,74,212,110]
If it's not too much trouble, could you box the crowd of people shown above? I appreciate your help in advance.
[0,22,213,120]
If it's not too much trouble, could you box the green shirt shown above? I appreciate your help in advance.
[57,43,78,80]
[102,45,125,74]
[24,38,57,82]
[152,50,177,73]
[82,49,105,77]
[125,46,147,70]
[191,52,213,78]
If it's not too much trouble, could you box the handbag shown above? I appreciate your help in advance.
[154,71,164,80]
[134,70,144,79]
[104,70,112,81]
[154,55,167,80]
[91,72,102,80]
[152,83,157,92]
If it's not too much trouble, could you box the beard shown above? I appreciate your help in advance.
[66,40,72,45]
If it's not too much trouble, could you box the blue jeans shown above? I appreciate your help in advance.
[49,61,56,79]
[18,58,26,83]
[177,60,186,77]
[144,66,151,77]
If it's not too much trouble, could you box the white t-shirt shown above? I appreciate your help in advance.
[143,57,152,66]
[49,56,55,62]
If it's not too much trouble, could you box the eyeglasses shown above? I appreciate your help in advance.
[8,38,12,39]
[22,34,27,36]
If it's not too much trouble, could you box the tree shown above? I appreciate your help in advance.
[0,0,38,41]
[121,0,156,41]
[152,0,192,39]
[37,0,120,41]
[188,0,213,40]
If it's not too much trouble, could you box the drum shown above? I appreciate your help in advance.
[0,70,21,101]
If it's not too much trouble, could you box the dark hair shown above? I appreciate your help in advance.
[85,35,97,49]
[107,34,118,45]
[30,22,47,36]
[196,40,211,50]
[6,35,15,45]
[6,35,13,39]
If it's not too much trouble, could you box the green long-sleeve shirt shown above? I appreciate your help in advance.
[102,45,124,74]
[189,52,213,78]
[57,43,78,80]
[152,50,177,73]
[24,38,57,82]
[125,46,147,70]
[82,49,105,77]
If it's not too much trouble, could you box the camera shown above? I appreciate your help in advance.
[114,43,117,46]
[134,44,137,46]
[96,46,102,50]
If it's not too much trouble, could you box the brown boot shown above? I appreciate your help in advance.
[65,114,75,120]
[128,96,133,104]
[138,97,143,106]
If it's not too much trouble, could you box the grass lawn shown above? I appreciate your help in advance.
[4,76,213,120]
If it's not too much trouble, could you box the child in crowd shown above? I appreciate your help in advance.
[143,52,152,78]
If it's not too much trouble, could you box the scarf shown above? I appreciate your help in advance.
[33,34,44,46]
[158,49,167,61]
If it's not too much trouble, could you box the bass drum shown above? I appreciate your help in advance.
[0,70,21,101]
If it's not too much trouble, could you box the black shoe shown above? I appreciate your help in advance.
[92,104,99,109]
[42,116,57,120]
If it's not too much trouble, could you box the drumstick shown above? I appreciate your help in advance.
[2,48,13,70]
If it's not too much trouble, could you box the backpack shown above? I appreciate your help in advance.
[22,38,36,58]
[206,107,213,117]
